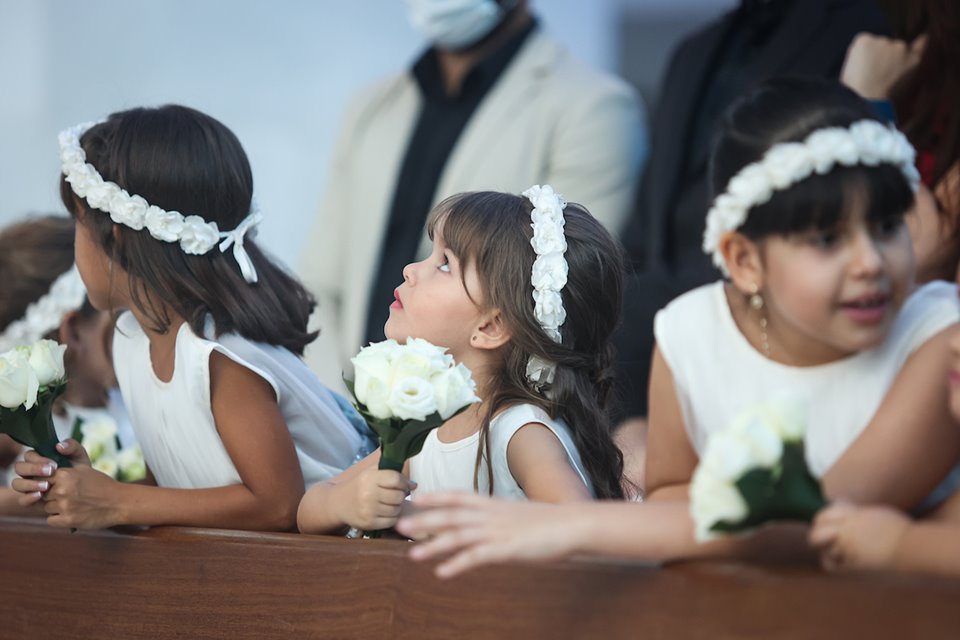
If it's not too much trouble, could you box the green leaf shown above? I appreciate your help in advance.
[0,383,72,469]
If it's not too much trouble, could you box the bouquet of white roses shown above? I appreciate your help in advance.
[71,416,146,483]
[0,339,72,469]
[348,337,480,474]
[690,399,825,542]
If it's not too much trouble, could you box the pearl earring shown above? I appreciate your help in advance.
[749,283,770,358]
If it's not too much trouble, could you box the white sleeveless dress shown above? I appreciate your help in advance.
[112,312,374,490]
[408,403,593,498]
[655,281,959,477]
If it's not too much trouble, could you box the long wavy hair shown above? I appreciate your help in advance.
[427,191,626,500]
[60,105,317,354]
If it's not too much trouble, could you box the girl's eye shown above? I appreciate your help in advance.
[872,216,904,238]
[438,257,451,273]
[809,230,839,249]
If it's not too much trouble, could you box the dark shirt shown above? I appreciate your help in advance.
[363,21,537,347]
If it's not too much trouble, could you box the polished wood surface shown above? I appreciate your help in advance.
[1,516,957,639]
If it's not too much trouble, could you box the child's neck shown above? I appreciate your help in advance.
[128,304,188,383]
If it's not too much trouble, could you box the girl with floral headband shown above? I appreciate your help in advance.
[297,187,628,536]
[0,215,134,515]
[12,106,374,531]
[396,77,960,577]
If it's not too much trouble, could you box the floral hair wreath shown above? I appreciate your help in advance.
[59,120,264,284]
[702,119,920,276]
[0,266,86,353]
[522,184,568,389]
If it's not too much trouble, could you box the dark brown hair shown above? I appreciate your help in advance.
[60,105,317,354]
[427,191,626,500]
[0,215,77,333]
[888,0,960,213]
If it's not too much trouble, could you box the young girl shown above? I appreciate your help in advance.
[12,106,373,531]
[297,186,627,535]
[0,215,132,515]
[396,77,960,577]
[809,327,960,576]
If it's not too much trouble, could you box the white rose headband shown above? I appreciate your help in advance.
[702,119,920,275]
[59,120,264,284]
[0,266,86,353]
[522,184,568,389]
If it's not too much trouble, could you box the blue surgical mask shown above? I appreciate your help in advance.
[406,0,515,50]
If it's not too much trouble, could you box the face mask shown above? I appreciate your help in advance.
[406,0,515,50]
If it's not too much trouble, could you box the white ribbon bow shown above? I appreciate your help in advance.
[219,210,263,284]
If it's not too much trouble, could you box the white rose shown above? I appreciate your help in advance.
[752,399,807,442]
[179,216,220,255]
[431,363,479,420]
[108,191,148,230]
[698,429,755,482]
[690,465,749,542]
[92,456,119,479]
[849,120,890,165]
[81,417,119,463]
[145,206,185,243]
[85,181,122,212]
[64,163,99,198]
[726,163,773,209]
[734,416,784,468]
[0,349,40,410]
[351,341,398,419]
[387,377,437,422]
[529,220,567,255]
[389,349,435,384]
[116,445,147,482]
[763,143,814,190]
[27,339,67,387]
[402,337,453,372]
[531,253,568,291]
[533,289,566,330]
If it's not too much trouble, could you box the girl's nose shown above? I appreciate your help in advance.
[402,262,415,284]
[850,231,884,278]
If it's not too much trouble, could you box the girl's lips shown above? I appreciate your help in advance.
[839,294,889,325]
[949,370,960,387]
[390,289,403,310]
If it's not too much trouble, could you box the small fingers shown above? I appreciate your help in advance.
[13,458,57,480]
[10,477,49,495]
[376,471,415,493]
[17,491,44,507]
[409,526,485,562]
[435,542,507,579]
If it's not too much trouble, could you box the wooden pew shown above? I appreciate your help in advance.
[1,516,957,639]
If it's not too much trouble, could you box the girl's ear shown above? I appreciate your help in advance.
[719,231,766,295]
[472,309,511,350]
[58,310,82,347]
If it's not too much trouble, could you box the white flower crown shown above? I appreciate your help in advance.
[59,120,264,284]
[702,119,920,275]
[0,266,86,353]
[521,184,568,389]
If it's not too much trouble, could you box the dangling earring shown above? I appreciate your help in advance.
[749,283,771,358]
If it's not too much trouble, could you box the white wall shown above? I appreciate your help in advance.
[0,0,730,266]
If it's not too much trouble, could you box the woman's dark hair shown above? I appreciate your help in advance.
[710,77,915,242]
[60,105,317,354]
[427,191,626,500]
[887,0,960,213]
[0,215,76,333]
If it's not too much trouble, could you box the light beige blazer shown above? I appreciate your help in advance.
[299,29,646,389]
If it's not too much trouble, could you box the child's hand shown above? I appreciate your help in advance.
[396,492,581,578]
[337,467,416,532]
[40,465,124,529]
[840,33,926,100]
[10,440,92,506]
[809,503,911,572]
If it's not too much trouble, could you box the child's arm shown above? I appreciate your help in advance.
[824,326,960,508]
[297,449,415,535]
[506,423,592,502]
[810,501,960,576]
[644,346,698,502]
[398,494,812,578]
[16,353,309,531]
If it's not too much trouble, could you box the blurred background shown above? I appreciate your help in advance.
[0,0,735,265]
